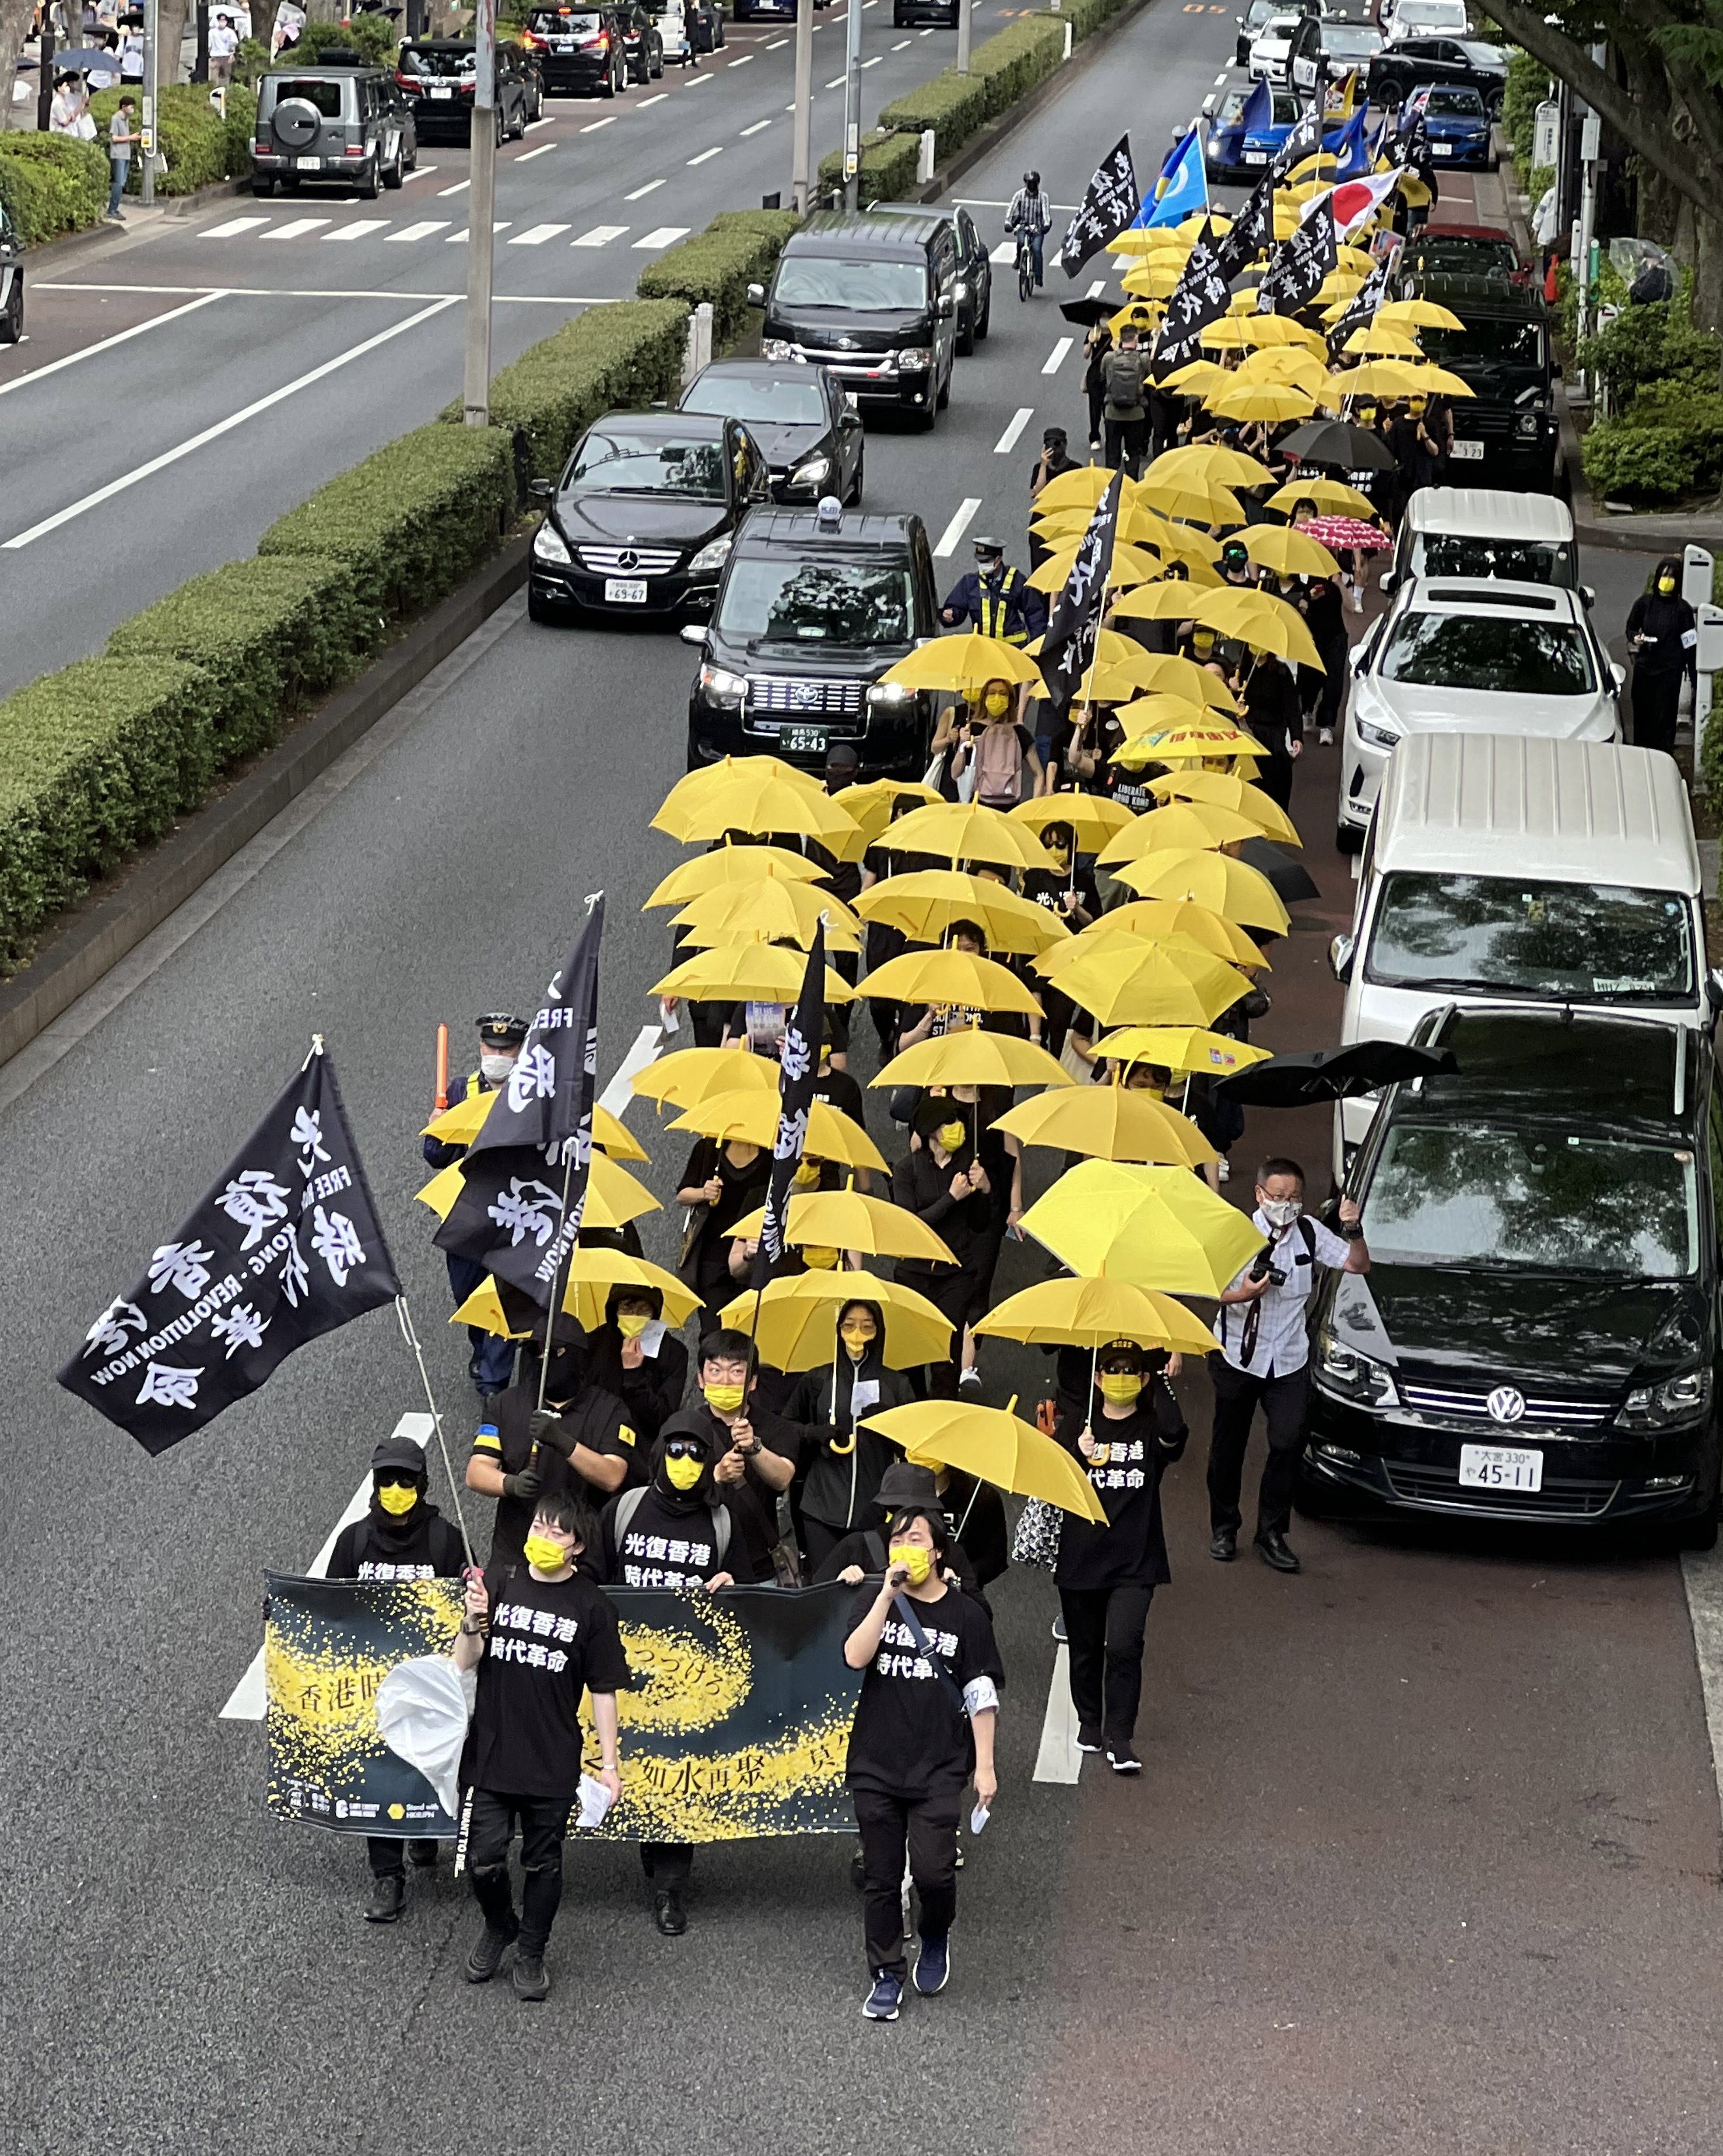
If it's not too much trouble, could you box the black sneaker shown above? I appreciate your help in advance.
[1075,1723,1103,1754]
[365,1871,405,1924]
[1107,1744,1143,1775]
[464,1919,517,1983]
[1209,1528,1237,1562]
[654,1888,687,1936]
[862,1972,903,2021]
[913,1933,950,1995]
[512,1952,550,2002]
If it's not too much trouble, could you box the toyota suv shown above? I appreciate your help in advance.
[393,38,543,141]
[683,503,939,775]
[253,59,417,196]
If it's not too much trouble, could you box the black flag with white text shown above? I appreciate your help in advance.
[1213,170,1274,283]
[1060,134,1139,280]
[751,923,825,1290]
[1150,222,1231,375]
[1271,99,1324,180]
[1037,470,1121,703]
[1327,252,1394,358]
[1257,196,1336,314]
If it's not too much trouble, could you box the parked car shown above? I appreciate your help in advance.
[1309,17,1381,89]
[1249,9,1318,80]
[521,3,631,94]
[735,0,831,17]
[1302,1007,1722,1546]
[684,503,940,776]
[865,199,991,353]
[1398,222,1527,282]
[1368,30,1504,108]
[1233,0,1321,69]
[1382,0,1468,42]
[1204,73,1302,180]
[1384,488,1579,592]
[1338,578,1622,847]
[614,2,664,82]
[680,359,865,503]
[0,198,22,346]
[527,410,771,624]
[393,37,541,141]
[681,0,725,50]
[1402,82,1493,167]
[252,59,417,196]
[1401,271,1560,487]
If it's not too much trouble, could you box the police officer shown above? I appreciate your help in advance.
[1208,1157,1370,1574]
[941,536,1047,647]
[424,1013,528,1399]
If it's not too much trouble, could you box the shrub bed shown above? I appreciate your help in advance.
[1578,284,1723,503]
[0,133,108,245]
[484,298,691,481]
[817,127,921,207]
[91,80,257,198]
[635,208,803,348]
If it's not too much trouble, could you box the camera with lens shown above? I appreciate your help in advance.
[1248,1249,1287,1288]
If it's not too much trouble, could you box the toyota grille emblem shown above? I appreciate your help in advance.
[837,336,856,351]
[616,549,640,572]
[1486,1386,1526,1425]
[789,682,822,709]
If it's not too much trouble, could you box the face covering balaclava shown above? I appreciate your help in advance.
[657,1436,715,1512]
[367,1438,431,1548]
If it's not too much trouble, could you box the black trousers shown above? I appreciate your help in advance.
[367,1834,441,1877]
[1059,1583,1154,1747]
[1631,667,1683,755]
[853,1785,961,1979]
[464,1787,571,1957]
[1206,1358,1311,1540]
[640,1841,693,1888]
[1103,416,1146,479]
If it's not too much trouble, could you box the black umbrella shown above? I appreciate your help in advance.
[1237,836,1320,904]
[49,47,119,68]
[1059,297,1115,329]
[1278,420,1398,472]
[1213,1041,1457,1107]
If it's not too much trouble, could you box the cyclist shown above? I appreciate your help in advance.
[1005,170,1052,291]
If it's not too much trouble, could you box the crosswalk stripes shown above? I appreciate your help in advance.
[445,220,511,241]
[201,215,268,239]
[633,226,690,248]
[572,223,627,246]
[323,220,390,241]
[385,219,451,242]
[262,217,329,240]
[509,222,573,245]
[194,212,701,248]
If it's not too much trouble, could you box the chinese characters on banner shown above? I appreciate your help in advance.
[1149,224,1232,375]
[1037,469,1122,703]
[1258,196,1338,315]
[1060,134,1139,281]
[1213,170,1274,283]
[56,1045,400,1455]
[752,921,824,1290]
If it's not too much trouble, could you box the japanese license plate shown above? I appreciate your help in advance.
[782,725,828,754]
[1432,141,1452,156]
[604,578,648,605]
[430,85,454,97]
[1458,1442,1543,1493]
[1450,437,1485,459]
[296,154,321,168]
[1244,150,1268,164]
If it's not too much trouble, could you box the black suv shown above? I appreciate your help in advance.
[866,199,991,354]
[1399,269,1560,491]
[522,3,648,93]
[1302,1009,1721,1544]
[684,505,939,775]
[1367,34,1507,114]
[253,61,417,196]
[393,38,542,142]
[0,198,21,346]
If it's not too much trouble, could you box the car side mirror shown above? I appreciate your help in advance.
[936,294,956,319]
[1351,643,1373,674]
[528,479,555,501]
[680,623,710,648]
[1329,933,1356,984]
[745,282,766,307]
[1580,583,1595,608]
[1610,660,1626,689]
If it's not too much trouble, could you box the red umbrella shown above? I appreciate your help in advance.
[1300,515,1389,552]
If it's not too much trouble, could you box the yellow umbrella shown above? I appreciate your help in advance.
[1238,524,1340,578]
[1189,585,1324,669]
[1287,150,1339,182]
[1092,1025,1274,1080]
[1145,770,1300,848]
[1032,466,1124,516]
[1031,502,1168,552]
[854,870,1069,957]
[1099,799,1266,862]
[1084,897,1268,970]
[643,844,829,910]
[872,1024,1075,1094]
[1136,475,1245,525]
[1398,171,1433,209]
[1112,715,1268,766]
[1026,540,1163,595]
[1099,689,1208,733]
[1111,846,1292,933]
[876,633,1045,696]
[1325,360,1425,401]
[415,1146,659,1233]
[1198,319,1256,352]
[1120,261,1187,300]
[719,1269,953,1372]
[631,1045,778,1114]
[992,1081,1216,1168]
[855,947,1043,1019]
[1111,580,1202,625]
[1237,315,1328,354]
[1266,477,1378,519]
[650,760,858,848]
[874,799,1056,875]
[666,1089,886,1173]
[1343,324,1423,358]
[655,753,824,823]
[1399,361,1475,398]
[1377,297,1465,331]
[1008,792,1136,856]
[422,1089,650,1164]
[452,1250,703,1340]
[672,878,863,954]
[1315,271,1366,306]
[1106,301,1165,340]
[1112,657,1241,714]
[1019,1158,1266,1297]
[865,1397,1107,1524]
[650,944,857,1005]
[1049,937,1249,1028]
[831,777,945,851]
[1335,243,1375,273]
[1146,443,1275,490]
[1236,347,1328,398]
[724,1187,957,1267]
[976,1276,1219,1357]
[1105,227,1189,257]
[1158,357,1231,398]
[1208,382,1317,426]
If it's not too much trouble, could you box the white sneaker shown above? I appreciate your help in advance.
[958,1367,982,1390]
[1318,726,1334,746]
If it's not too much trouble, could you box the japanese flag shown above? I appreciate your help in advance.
[1308,168,1402,242]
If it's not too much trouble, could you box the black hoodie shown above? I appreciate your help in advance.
[328,1488,465,1582]
[780,1315,914,1533]
[596,1428,772,1586]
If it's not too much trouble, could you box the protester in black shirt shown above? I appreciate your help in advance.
[1626,556,1699,754]
[1052,1342,1187,1775]
[466,1330,637,1568]
[454,1493,629,2002]
[1298,569,1349,745]
[779,1298,914,1571]
[1237,654,1301,811]
[655,1328,796,1583]
[815,1458,1005,1599]
[892,1089,1019,1396]
[844,1500,1001,2019]
[581,1286,689,1453]
[675,1133,771,1330]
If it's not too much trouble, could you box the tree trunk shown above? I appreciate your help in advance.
[0,0,39,131]
[157,0,190,85]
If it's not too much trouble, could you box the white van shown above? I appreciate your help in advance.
[1385,488,1581,594]
[1329,731,1715,1168]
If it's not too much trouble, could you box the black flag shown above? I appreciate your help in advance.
[1149,221,1232,375]
[1257,196,1337,314]
[1060,134,1139,281]
[751,922,826,1290]
[1327,252,1394,359]
[1271,99,1324,180]
[1213,170,1274,283]
[57,1045,400,1455]
[1037,471,1122,703]
[435,902,603,1305]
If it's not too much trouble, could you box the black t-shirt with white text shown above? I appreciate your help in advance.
[596,1484,731,1589]
[471,1382,640,1567]
[844,1581,1002,1799]
[469,1560,631,1799]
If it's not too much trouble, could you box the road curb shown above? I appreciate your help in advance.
[0,535,530,1073]
[24,172,247,265]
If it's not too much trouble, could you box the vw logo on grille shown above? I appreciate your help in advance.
[1486,1385,1526,1425]
[616,549,640,571]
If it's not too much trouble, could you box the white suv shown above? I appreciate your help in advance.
[1337,579,1623,849]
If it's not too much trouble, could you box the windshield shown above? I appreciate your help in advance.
[1421,315,1545,368]
[1425,86,1485,115]
[1325,29,1382,55]
[1396,2,1467,25]
[528,9,602,27]
[683,376,826,424]
[399,44,475,71]
[270,78,345,114]
[1366,873,1696,1002]
[1380,610,1594,693]
[1366,1121,1699,1277]
[1404,236,1519,278]
[773,257,928,311]
[1458,38,1503,60]
[718,558,914,645]
[1413,533,1573,584]
[566,429,727,499]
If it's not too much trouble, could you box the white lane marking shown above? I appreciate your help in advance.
[323,220,391,241]
[634,225,690,247]
[728,50,753,62]
[219,1414,434,1720]
[0,289,225,401]
[741,117,771,135]
[892,35,910,47]
[2,296,459,550]
[637,89,669,105]
[445,221,512,241]
[201,214,268,238]
[572,222,627,245]
[861,51,880,64]
[1050,244,1064,268]
[1042,335,1072,374]
[1087,278,1105,297]
[401,163,438,182]
[766,34,788,45]
[1213,69,1227,83]
[510,221,573,244]
[37,280,603,303]
[515,139,557,160]
[1033,1642,1083,1783]
[824,73,845,87]
[989,239,1012,263]
[599,1023,664,1117]
[682,69,713,81]
[932,496,981,558]
[262,216,329,240]
[385,219,451,241]
[523,115,552,130]
[994,405,1033,453]
[687,143,724,163]
[627,176,666,198]
[582,114,616,130]
[438,177,470,194]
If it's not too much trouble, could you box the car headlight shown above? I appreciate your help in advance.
[760,338,796,361]
[897,346,932,372]
[1314,1327,1400,1409]
[1354,714,1401,750]
[868,681,914,710]
[1617,1367,1711,1430]
[687,535,733,575]
[789,454,831,489]
[1515,412,1539,438]
[531,519,571,565]
[698,662,747,707]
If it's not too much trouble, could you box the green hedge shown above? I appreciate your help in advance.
[817,127,922,207]
[0,134,108,246]
[271,15,399,68]
[483,297,690,482]
[0,658,218,971]
[91,81,257,198]
[635,209,803,349]
[1499,45,1546,166]
[875,66,991,163]
[259,423,516,621]
[875,8,1090,163]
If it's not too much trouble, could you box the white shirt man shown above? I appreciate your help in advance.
[1206,1157,1369,1574]
[209,12,238,85]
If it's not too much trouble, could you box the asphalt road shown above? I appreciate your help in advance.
[4,6,1722,2150]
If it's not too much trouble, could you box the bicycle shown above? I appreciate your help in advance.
[1014,225,1036,301]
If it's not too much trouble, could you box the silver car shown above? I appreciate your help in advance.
[252,62,418,199]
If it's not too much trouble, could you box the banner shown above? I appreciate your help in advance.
[1061,134,1139,280]
[57,1044,400,1454]
[752,924,824,1290]
[1149,221,1231,374]
[1213,168,1273,282]
[1036,470,1121,705]
[1258,196,1337,315]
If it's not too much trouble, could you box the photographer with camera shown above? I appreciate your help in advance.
[1206,1158,1368,1575]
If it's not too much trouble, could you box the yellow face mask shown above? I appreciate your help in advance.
[801,1244,840,1270]
[792,1160,821,1189]
[704,1380,746,1414]
[664,1451,705,1491]
[616,1311,651,1339]
[935,1121,967,1153]
[984,692,1011,718]
[523,1532,567,1574]
[376,1481,417,1516]
[1098,1371,1143,1405]
[889,1542,933,1586]
[1658,575,1677,595]
[840,1322,876,1357]
[1045,844,1070,869]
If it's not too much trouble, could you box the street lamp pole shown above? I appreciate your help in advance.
[791,0,815,211]
[140,0,159,206]
[841,0,863,210]
[957,0,971,73]
[463,0,499,426]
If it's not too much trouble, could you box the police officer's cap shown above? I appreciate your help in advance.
[477,1012,529,1047]
[971,535,1005,558]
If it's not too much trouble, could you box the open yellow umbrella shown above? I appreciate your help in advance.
[1120,260,1187,300]
[1238,314,1327,354]
[724,1187,957,1267]
[651,760,859,848]
[1109,652,1241,714]
[1099,689,1209,735]
[650,944,857,1005]
[855,869,1070,957]
[992,1080,1216,1168]
[872,1024,1074,1094]
[655,753,824,823]
[1032,466,1124,517]
[1107,301,1166,339]
[873,799,1056,875]
[719,1269,953,1372]
[1158,357,1231,398]
[1197,318,1257,353]
[1019,1158,1266,1296]
[838,778,945,851]
[1266,476,1379,520]
[1208,383,1317,426]
[1235,346,1328,398]
[666,1089,886,1173]
[631,1045,778,1114]
[1093,1025,1274,1080]
[1099,798,1266,862]
[1111,846,1292,933]
[672,878,863,954]
[1137,475,1245,525]
[1343,324,1423,359]
[1145,770,1300,848]
[1049,937,1249,1028]
[415,1146,659,1234]
[1146,443,1275,491]
[422,1088,651,1164]
[855,947,1043,1019]
[643,844,829,910]
[1106,226,1189,257]
[976,1276,1219,1357]
[452,1250,703,1340]
[864,1397,1106,1523]
[1398,361,1475,398]
[876,633,1045,696]
[1111,715,1268,766]
[1189,585,1324,669]
[1237,524,1340,578]
[1027,541,1163,595]
[1008,792,1136,856]
[1377,297,1465,331]
[1032,503,1168,552]
[1325,360,1426,401]
[1063,900,1268,974]
[1110,580,1202,626]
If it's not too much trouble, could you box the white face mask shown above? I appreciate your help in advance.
[480,1051,517,1083]
[1261,1196,1301,1230]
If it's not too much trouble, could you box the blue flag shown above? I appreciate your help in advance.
[1237,77,1273,138]
[1139,122,1208,230]
[1324,104,1371,181]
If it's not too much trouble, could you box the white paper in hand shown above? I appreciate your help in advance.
[970,1803,990,1836]
[576,1773,618,1831]
[374,1656,475,1819]
[850,1378,880,1414]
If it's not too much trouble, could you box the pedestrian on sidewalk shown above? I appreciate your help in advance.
[209,9,238,85]
[1626,556,1699,756]
[105,94,138,219]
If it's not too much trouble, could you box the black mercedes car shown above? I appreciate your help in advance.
[679,359,865,505]
[527,410,772,626]
[1367,33,1508,115]
[1301,1009,1722,1545]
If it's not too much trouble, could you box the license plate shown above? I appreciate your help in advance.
[1244,150,1268,164]
[1432,141,1452,156]
[782,725,828,754]
[430,85,453,97]
[604,578,648,605]
[296,154,321,168]
[1458,1443,1543,1493]
[1450,438,1485,459]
